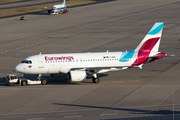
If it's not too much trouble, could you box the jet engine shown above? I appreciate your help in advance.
[68,71,87,82]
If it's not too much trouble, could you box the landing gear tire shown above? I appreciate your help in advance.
[92,78,100,83]
[21,81,27,86]
[41,79,47,85]
[48,10,51,14]
[63,9,68,14]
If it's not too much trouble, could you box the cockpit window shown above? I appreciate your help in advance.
[21,60,32,64]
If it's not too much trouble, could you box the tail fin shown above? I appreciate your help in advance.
[119,23,166,65]
[134,22,164,55]
[63,0,66,5]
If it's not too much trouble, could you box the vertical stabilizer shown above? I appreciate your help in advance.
[63,0,66,5]
[135,22,164,55]
[129,22,165,66]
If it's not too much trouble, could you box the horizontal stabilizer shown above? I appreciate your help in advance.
[148,52,167,58]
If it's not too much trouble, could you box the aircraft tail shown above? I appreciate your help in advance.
[63,0,66,5]
[134,22,164,56]
[130,22,167,66]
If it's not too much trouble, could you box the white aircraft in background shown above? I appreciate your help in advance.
[45,0,68,14]
[15,23,167,83]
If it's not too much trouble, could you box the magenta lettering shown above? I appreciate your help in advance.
[44,56,74,61]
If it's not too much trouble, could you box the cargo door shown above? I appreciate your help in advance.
[38,57,44,68]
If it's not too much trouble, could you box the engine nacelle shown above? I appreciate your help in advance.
[68,71,87,82]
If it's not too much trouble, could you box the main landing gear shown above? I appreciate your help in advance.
[92,74,100,83]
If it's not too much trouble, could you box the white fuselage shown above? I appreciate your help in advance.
[51,4,66,14]
[15,51,138,75]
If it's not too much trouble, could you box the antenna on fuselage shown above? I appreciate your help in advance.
[39,52,41,55]
[106,50,109,52]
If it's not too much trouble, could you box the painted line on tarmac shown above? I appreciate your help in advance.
[111,80,140,83]
[95,114,180,120]
[0,109,98,116]
[129,81,180,97]
[27,118,46,120]
[100,113,118,116]
[5,115,24,118]
[64,115,82,118]
[59,112,78,115]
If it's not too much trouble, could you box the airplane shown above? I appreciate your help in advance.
[15,22,167,83]
[45,0,68,14]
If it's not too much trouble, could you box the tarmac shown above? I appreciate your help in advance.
[0,0,180,119]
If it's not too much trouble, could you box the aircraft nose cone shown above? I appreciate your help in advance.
[15,64,22,73]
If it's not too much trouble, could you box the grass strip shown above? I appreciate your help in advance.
[0,0,23,4]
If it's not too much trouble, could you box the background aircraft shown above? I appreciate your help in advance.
[15,23,167,83]
[45,0,68,14]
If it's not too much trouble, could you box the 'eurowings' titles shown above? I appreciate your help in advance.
[45,56,74,61]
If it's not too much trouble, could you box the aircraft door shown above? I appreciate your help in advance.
[38,57,44,68]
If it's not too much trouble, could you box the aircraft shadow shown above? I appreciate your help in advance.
[23,74,108,84]
[0,78,7,86]
[53,103,180,116]
[0,73,108,86]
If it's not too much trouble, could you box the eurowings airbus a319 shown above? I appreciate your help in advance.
[15,22,167,83]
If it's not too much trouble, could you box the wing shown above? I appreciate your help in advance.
[70,66,132,74]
